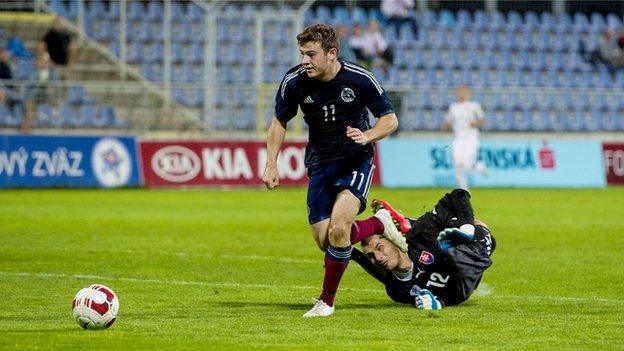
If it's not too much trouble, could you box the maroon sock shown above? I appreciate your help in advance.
[350,216,384,244]
[318,245,352,307]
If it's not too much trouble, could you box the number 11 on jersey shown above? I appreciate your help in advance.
[323,104,335,122]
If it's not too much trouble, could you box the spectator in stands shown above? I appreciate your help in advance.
[39,16,75,77]
[336,24,357,62]
[23,52,60,132]
[0,47,22,111]
[361,19,393,69]
[579,28,624,71]
[349,23,369,66]
[381,0,418,39]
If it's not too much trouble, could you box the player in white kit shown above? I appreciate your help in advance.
[442,85,487,190]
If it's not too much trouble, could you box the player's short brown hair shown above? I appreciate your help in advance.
[296,23,340,54]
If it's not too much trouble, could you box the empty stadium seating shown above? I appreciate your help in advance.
[34,0,624,133]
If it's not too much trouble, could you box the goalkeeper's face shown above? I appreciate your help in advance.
[362,235,402,271]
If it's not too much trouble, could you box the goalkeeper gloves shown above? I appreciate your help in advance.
[414,289,443,310]
[437,226,475,251]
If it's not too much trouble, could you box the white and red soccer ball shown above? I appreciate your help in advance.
[72,284,119,330]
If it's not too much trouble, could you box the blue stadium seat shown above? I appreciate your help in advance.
[369,7,384,24]
[140,63,163,81]
[512,110,533,131]
[524,11,540,30]
[104,0,119,20]
[303,9,316,27]
[218,64,233,84]
[186,2,204,21]
[60,104,83,128]
[182,89,203,108]
[78,104,98,127]
[49,0,76,19]
[171,1,186,22]
[107,41,120,57]
[99,105,126,128]
[601,110,624,131]
[456,9,471,28]
[0,105,11,126]
[486,11,506,31]
[494,110,515,131]
[171,21,191,42]
[588,93,608,111]
[605,92,624,111]
[554,92,574,111]
[532,110,553,131]
[189,21,206,44]
[147,1,164,21]
[190,43,204,64]
[87,0,106,20]
[314,5,332,24]
[144,42,164,63]
[567,110,586,131]
[606,13,622,29]
[549,110,569,131]
[172,87,184,104]
[333,6,350,25]
[506,11,523,31]
[93,19,116,41]
[33,104,54,127]
[539,12,555,32]
[127,1,144,21]
[439,9,455,28]
[554,12,572,33]
[583,111,602,131]
[421,110,441,131]
[417,10,437,29]
[573,12,591,33]
[1,104,23,127]
[471,10,486,31]
[68,86,96,105]
[590,12,606,32]
[89,104,109,128]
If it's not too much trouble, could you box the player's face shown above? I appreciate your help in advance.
[457,86,470,102]
[363,235,401,271]
[299,41,336,80]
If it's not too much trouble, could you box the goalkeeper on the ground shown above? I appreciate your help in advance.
[351,189,496,310]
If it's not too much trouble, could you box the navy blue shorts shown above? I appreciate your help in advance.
[306,155,375,224]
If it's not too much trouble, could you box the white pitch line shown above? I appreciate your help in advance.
[1,271,622,305]
[2,246,319,265]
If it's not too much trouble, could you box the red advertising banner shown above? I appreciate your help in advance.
[603,143,624,184]
[139,140,381,187]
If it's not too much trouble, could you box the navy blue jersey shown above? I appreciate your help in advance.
[275,60,394,166]
[384,190,494,307]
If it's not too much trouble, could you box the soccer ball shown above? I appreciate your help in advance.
[72,284,119,330]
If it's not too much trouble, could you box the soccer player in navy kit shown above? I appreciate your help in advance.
[262,24,399,317]
[355,189,496,309]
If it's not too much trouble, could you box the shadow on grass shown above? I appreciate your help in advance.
[215,301,401,310]
[2,327,79,333]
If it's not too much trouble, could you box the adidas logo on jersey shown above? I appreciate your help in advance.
[303,96,314,104]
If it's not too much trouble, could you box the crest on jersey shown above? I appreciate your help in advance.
[419,251,435,265]
[341,87,355,102]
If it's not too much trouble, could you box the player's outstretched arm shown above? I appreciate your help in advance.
[346,113,398,145]
[262,117,286,190]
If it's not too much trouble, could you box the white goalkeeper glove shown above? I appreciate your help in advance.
[437,225,475,251]
[414,289,443,310]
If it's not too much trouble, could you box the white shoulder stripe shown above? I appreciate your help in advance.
[280,67,305,99]
[343,63,383,95]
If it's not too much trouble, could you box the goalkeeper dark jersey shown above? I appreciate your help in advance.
[384,189,496,307]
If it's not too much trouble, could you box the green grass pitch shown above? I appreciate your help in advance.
[1,187,623,350]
